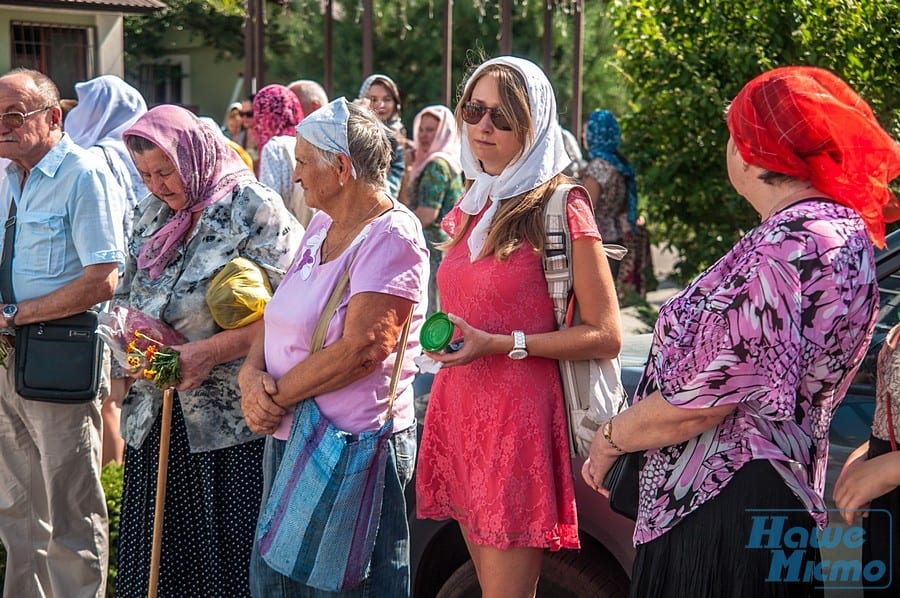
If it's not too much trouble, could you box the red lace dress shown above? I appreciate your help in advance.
[416,187,598,550]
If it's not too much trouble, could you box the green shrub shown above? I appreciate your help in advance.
[101,462,124,597]
[0,461,125,596]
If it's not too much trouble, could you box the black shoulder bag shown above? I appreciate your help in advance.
[15,311,103,402]
[2,199,103,403]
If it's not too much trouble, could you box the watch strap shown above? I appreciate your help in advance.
[512,330,526,350]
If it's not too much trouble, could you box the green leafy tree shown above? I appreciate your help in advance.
[124,0,245,62]
[125,1,623,139]
[609,0,900,282]
[265,0,624,129]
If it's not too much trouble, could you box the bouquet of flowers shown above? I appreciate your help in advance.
[98,306,187,389]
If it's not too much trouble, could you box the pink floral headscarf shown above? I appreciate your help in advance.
[253,84,305,151]
[123,104,255,279]
[409,104,462,182]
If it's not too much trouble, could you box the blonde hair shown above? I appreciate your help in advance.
[444,63,566,260]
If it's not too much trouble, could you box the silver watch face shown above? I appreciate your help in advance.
[508,348,528,360]
[2,304,16,319]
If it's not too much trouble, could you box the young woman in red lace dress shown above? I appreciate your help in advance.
[415,56,622,597]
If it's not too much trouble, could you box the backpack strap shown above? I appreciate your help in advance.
[542,184,575,329]
[542,184,628,329]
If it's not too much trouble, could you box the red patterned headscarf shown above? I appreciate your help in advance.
[727,66,900,248]
[253,84,305,151]
[124,104,255,279]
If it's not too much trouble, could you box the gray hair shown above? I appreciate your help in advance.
[308,101,391,188]
[124,134,159,153]
[5,67,60,108]
[288,79,328,115]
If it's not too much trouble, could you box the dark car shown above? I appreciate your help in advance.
[408,230,900,597]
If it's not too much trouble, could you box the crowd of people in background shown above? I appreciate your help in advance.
[0,50,897,598]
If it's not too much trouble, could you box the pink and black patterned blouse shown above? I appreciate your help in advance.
[633,199,878,545]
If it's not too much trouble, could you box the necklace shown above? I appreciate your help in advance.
[321,200,385,262]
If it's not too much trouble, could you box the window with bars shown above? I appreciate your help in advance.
[136,61,185,106]
[11,22,95,99]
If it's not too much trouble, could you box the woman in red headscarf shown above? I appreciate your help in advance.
[254,84,311,225]
[581,66,900,597]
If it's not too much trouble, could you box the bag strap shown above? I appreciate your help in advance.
[541,184,627,328]
[0,198,16,304]
[385,314,411,417]
[309,266,350,356]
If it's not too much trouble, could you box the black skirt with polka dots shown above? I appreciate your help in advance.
[115,396,264,598]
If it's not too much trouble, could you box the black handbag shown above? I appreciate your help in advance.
[15,310,103,403]
[603,451,642,521]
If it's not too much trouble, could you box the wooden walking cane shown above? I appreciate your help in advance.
[148,386,174,598]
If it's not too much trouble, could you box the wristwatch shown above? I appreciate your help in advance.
[2,303,17,328]
[508,330,528,360]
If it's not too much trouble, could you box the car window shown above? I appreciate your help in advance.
[852,258,900,387]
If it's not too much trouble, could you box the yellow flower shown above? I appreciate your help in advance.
[143,369,157,379]
[127,355,141,368]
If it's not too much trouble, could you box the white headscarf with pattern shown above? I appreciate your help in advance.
[457,56,570,260]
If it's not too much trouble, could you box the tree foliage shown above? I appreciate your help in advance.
[609,0,900,282]
[124,0,246,62]
[125,1,623,124]
[264,0,624,130]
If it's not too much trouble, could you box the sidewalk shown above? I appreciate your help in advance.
[619,244,680,336]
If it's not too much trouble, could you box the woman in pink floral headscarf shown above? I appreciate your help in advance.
[254,84,312,225]
[114,104,303,597]
[402,104,464,315]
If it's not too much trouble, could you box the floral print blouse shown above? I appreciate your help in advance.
[409,158,464,253]
[633,200,878,545]
[116,181,303,453]
[872,325,900,443]
[584,157,628,243]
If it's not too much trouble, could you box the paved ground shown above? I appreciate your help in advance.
[619,244,680,336]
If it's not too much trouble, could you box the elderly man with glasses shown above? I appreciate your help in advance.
[0,68,125,597]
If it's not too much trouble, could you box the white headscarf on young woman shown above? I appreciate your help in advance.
[409,104,462,183]
[457,56,570,261]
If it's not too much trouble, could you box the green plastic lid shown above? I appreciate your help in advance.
[420,311,454,352]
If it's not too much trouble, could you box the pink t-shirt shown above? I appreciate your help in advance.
[265,202,429,438]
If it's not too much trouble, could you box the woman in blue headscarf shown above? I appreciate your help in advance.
[583,109,650,301]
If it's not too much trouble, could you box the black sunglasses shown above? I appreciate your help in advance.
[460,102,512,131]
[239,110,254,117]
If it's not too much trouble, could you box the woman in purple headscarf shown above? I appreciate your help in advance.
[113,104,303,597]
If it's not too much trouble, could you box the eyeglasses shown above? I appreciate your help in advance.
[239,110,254,118]
[460,102,512,131]
[0,106,51,129]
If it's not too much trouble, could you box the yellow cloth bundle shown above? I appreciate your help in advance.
[206,257,273,329]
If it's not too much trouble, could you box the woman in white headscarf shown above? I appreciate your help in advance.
[65,74,150,466]
[415,56,622,596]
[65,74,149,243]
[358,73,406,197]
[404,104,464,315]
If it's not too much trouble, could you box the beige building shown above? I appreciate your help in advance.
[0,0,165,98]
[0,0,244,120]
